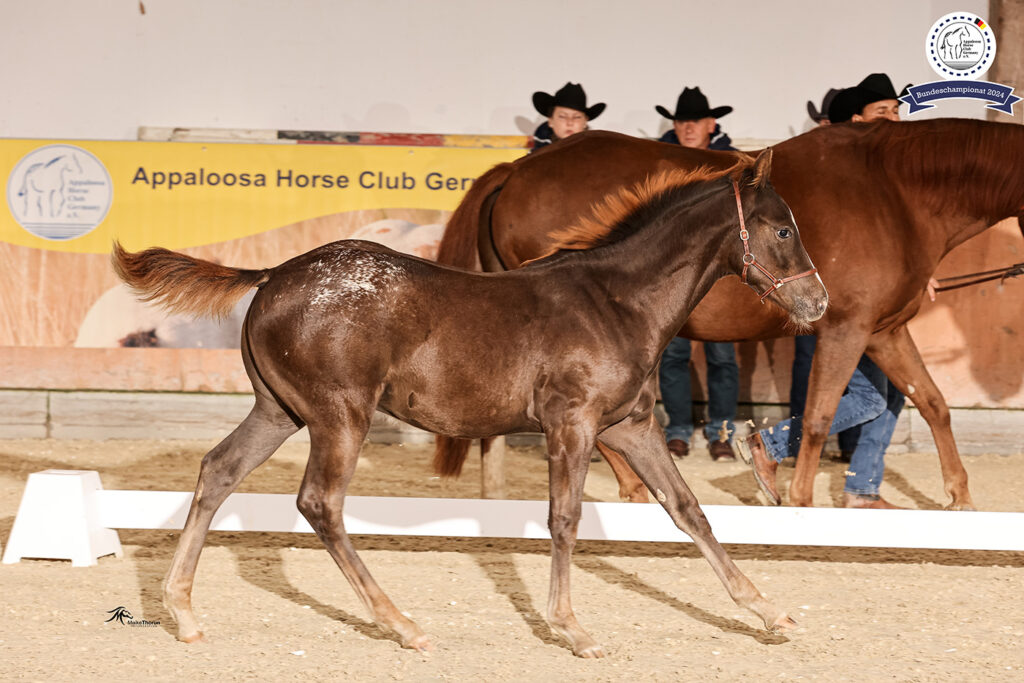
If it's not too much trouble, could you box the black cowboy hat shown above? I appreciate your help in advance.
[532,82,606,120]
[807,88,841,123]
[828,73,912,123]
[655,87,732,121]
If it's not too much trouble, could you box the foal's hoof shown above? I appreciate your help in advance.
[768,613,798,633]
[403,633,433,653]
[945,501,977,512]
[178,630,207,644]
[575,642,608,658]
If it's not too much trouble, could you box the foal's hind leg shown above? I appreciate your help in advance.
[600,414,796,633]
[298,410,430,652]
[544,420,604,657]
[164,395,300,642]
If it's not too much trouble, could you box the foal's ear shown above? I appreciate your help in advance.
[750,148,773,188]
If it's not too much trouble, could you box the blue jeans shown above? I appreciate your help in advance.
[789,335,860,455]
[764,354,904,496]
[659,337,738,444]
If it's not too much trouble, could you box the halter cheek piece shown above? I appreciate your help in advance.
[732,180,818,303]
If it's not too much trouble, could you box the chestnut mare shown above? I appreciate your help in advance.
[113,151,826,658]
[435,119,1024,510]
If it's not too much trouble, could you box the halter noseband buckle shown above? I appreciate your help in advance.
[732,180,817,303]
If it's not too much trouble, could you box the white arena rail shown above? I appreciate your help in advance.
[3,469,1024,567]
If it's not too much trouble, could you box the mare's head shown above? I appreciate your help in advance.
[730,149,828,326]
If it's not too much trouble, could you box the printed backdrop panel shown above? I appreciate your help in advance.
[0,140,524,350]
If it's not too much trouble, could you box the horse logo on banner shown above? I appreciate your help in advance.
[902,11,1020,116]
[5,143,113,241]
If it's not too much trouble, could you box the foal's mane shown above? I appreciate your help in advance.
[530,154,757,262]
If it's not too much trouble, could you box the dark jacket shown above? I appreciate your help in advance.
[531,121,556,152]
[657,124,736,151]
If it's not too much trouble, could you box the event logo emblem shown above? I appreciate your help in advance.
[6,144,113,240]
[901,12,1019,115]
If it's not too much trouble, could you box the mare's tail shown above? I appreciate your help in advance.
[435,161,514,269]
[433,161,515,478]
[111,241,270,318]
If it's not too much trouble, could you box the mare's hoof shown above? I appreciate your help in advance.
[946,502,977,512]
[178,630,207,644]
[769,614,798,633]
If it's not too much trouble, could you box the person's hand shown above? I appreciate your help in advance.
[927,277,939,302]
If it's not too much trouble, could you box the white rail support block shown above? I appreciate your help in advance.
[2,470,123,567]
[5,470,1024,566]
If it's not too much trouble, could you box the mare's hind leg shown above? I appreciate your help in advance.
[595,441,649,502]
[544,420,604,657]
[164,395,301,642]
[867,325,974,510]
[600,413,796,633]
[298,408,430,652]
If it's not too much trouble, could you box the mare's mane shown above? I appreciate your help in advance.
[527,154,756,263]
[834,119,1021,218]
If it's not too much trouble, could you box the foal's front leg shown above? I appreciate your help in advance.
[600,414,797,633]
[544,420,605,657]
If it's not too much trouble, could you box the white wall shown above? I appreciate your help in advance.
[0,0,991,142]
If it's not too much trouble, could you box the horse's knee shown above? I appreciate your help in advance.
[296,489,340,536]
[548,511,580,541]
[801,416,831,443]
[672,501,712,537]
[915,393,951,428]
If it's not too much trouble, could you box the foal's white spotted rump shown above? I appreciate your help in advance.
[308,247,406,309]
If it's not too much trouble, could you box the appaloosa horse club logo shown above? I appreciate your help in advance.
[6,143,113,240]
[929,12,994,78]
[902,11,1020,115]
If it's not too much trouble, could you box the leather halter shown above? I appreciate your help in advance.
[732,180,818,303]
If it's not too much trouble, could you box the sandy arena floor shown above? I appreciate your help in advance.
[1,437,1022,681]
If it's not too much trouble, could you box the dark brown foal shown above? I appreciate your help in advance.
[114,150,825,657]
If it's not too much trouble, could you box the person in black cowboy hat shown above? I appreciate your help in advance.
[530,82,605,152]
[656,86,734,150]
[828,72,911,123]
[807,88,842,126]
[653,86,740,463]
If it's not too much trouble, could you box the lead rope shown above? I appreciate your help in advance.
[933,262,1024,292]
[732,180,818,303]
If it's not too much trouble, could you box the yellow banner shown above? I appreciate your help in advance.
[1,139,525,254]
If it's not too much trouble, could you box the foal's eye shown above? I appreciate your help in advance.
[776,228,792,239]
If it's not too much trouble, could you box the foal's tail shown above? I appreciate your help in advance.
[111,241,270,318]
[435,161,514,269]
